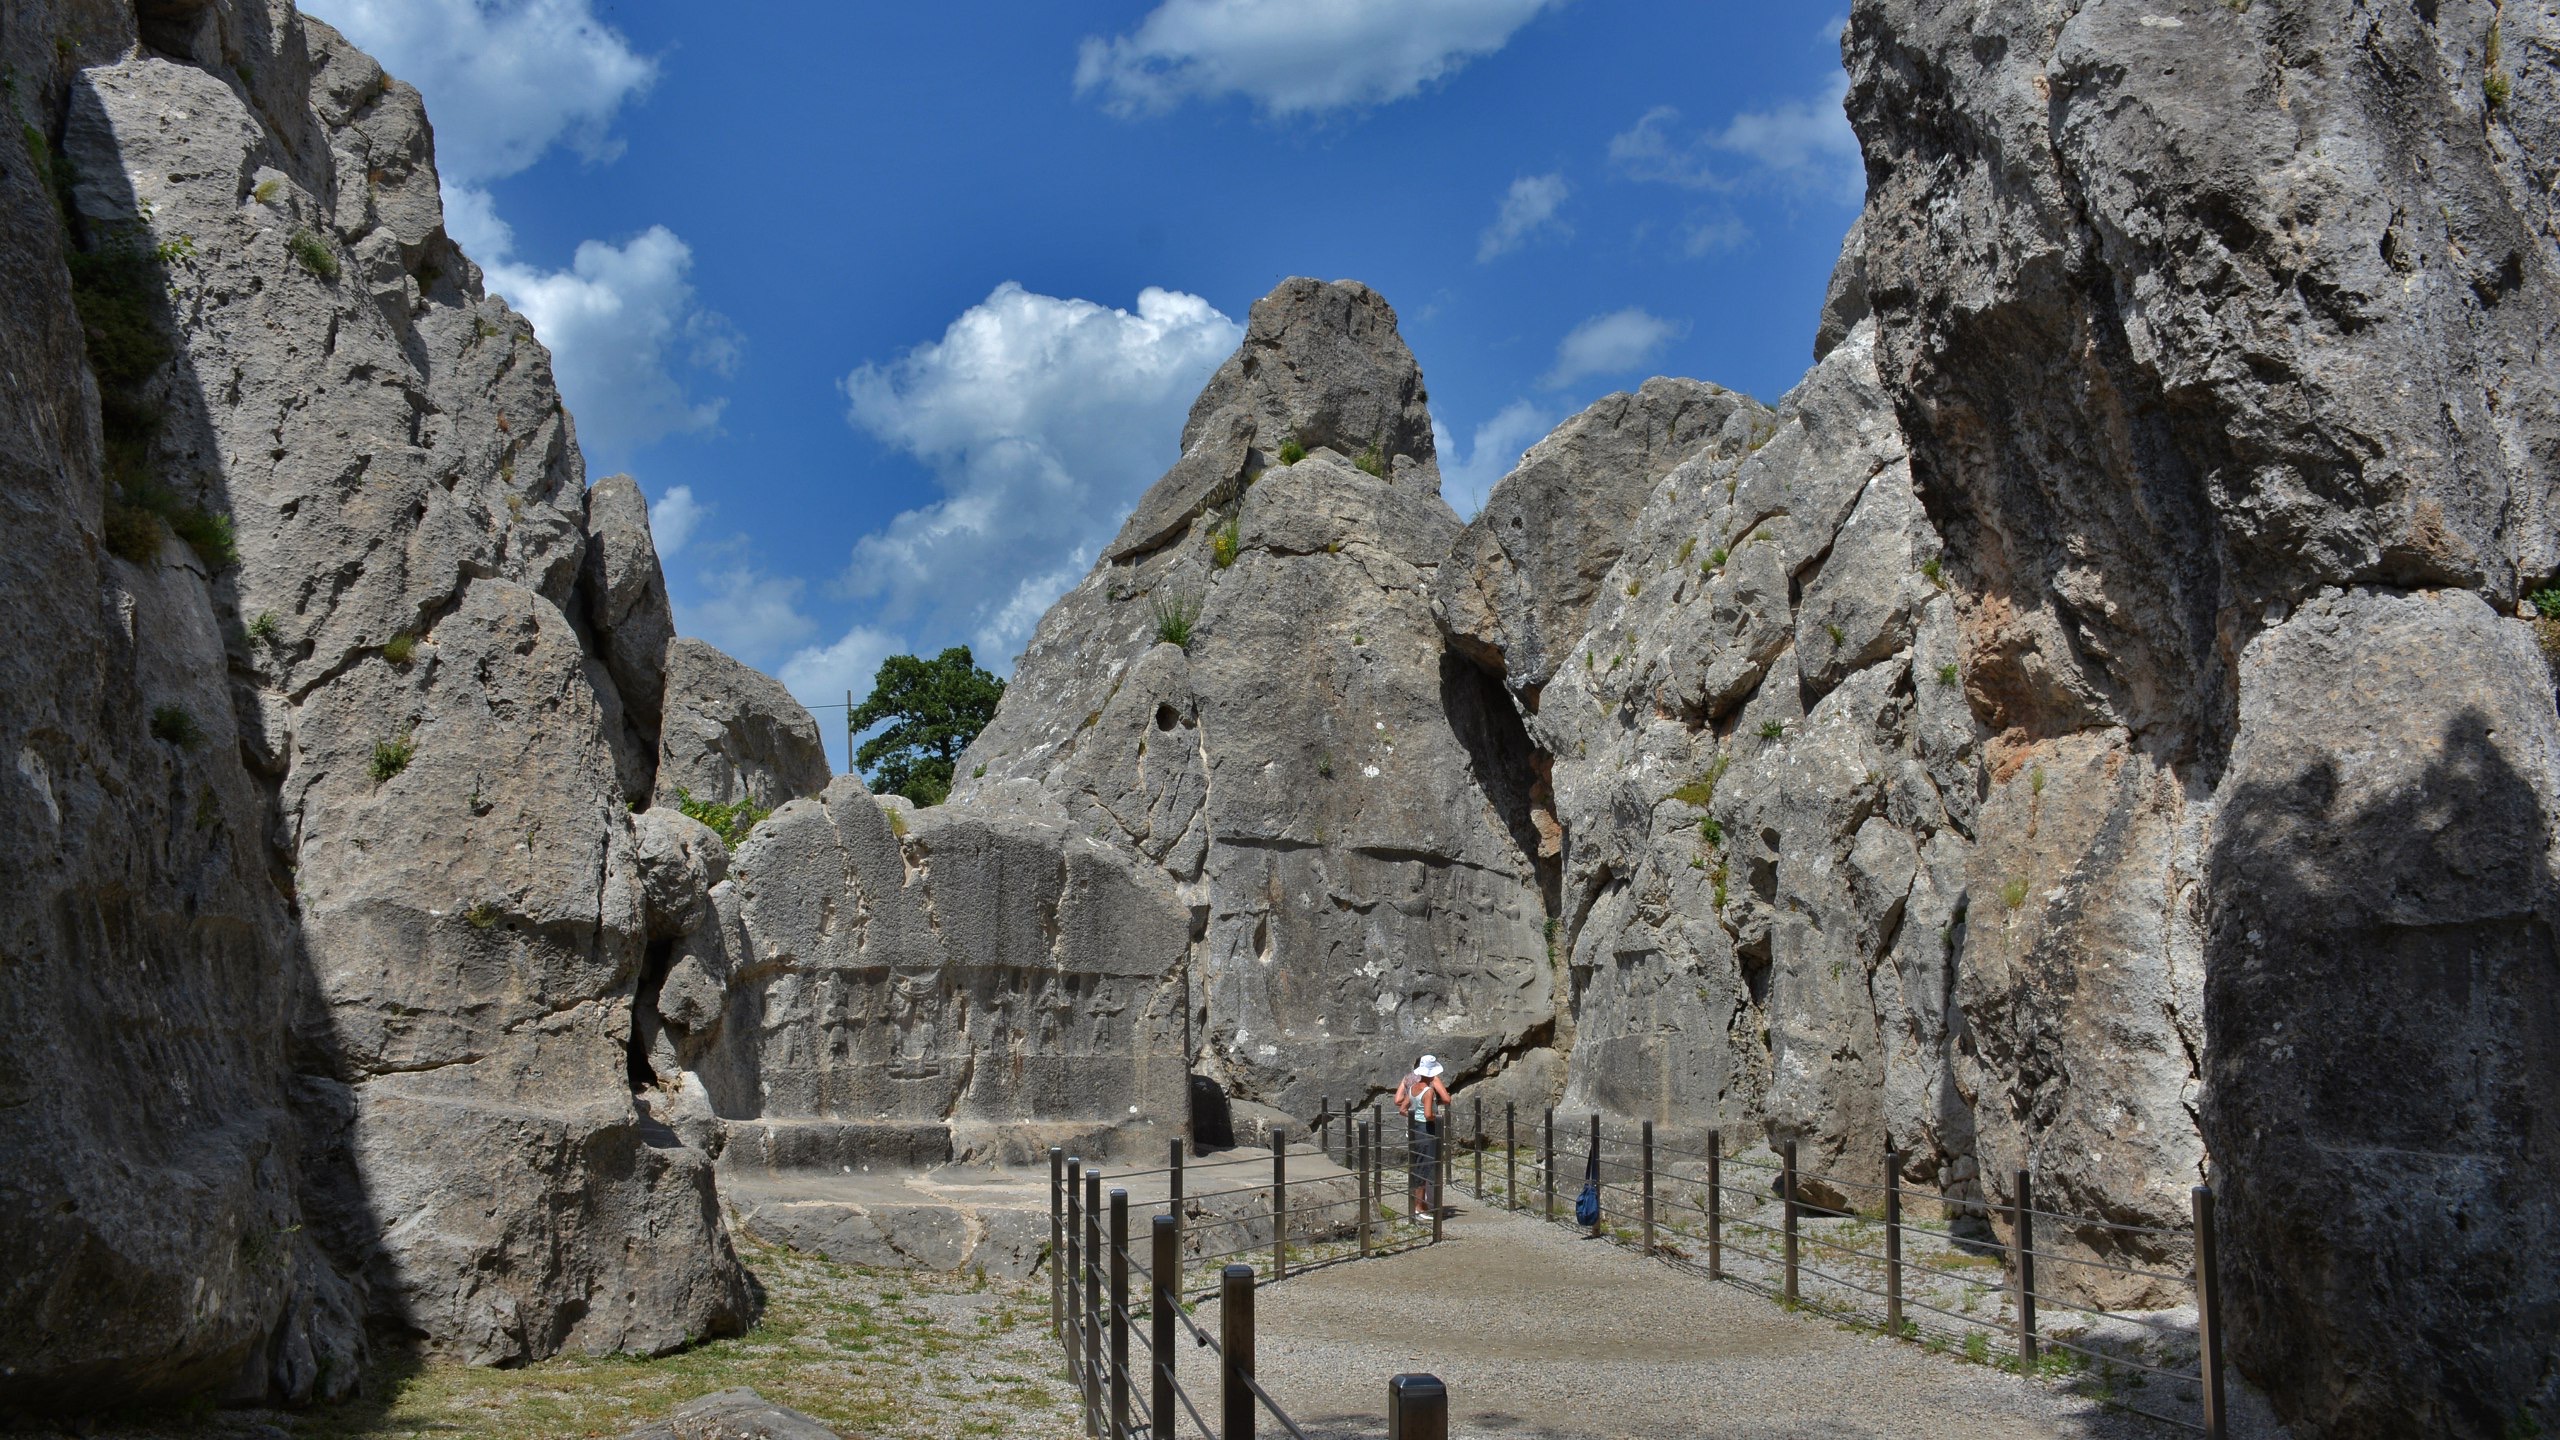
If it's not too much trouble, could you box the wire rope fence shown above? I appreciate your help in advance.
[1049,1115,1460,1439]
[1427,1098,2229,1439]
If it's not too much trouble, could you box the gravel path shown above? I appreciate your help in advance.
[1190,1200,2290,1440]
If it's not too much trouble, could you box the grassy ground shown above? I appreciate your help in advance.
[72,1235,1081,1440]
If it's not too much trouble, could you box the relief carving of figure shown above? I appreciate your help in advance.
[885,968,945,1080]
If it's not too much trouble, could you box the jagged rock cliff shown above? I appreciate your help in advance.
[958,280,1561,1118]
[1841,1,2560,1433]
[0,0,796,1410]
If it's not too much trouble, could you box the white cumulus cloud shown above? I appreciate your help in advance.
[1433,400,1555,518]
[310,0,733,459]
[1477,173,1571,262]
[1077,0,1562,118]
[649,483,704,559]
[484,227,739,448]
[839,283,1243,667]
[1607,75,1862,205]
[312,0,656,181]
[1542,308,1684,390]
[781,623,905,725]
[682,545,819,662]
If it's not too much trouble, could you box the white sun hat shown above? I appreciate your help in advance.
[1416,1054,1443,1078]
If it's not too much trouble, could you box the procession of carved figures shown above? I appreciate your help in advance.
[803,965,1137,1077]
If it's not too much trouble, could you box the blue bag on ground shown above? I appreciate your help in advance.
[1575,1132,1601,1227]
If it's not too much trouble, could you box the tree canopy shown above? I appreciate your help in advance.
[847,646,1006,806]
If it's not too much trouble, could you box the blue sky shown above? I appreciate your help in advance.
[310,1,1863,771]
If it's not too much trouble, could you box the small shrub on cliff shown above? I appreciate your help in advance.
[2485,25,2512,109]
[369,734,415,783]
[247,610,281,645]
[1210,517,1241,569]
[1920,556,1945,588]
[384,630,418,665]
[1152,590,1202,649]
[2529,587,2560,621]
[288,228,340,280]
[1699,816,1725,847]
[674,787,772,847]
[1705,546,1729,573]
[464,901,501,930]
[1669,755,1732,810]
[1278,439,1307,466]
[251,176,282,205]
[1354,441,1386,478]
[1937,662,1960,687]
[2000,877,2030,912]
[150,704,202,747]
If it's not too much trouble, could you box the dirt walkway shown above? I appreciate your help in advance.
[1193,1200,2284,1440]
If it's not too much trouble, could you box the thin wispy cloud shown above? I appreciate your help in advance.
[1477,173,1571,262]
[1607,74,1862,205]
[1433,400,1555,517]
[835,283,1243,671]
[1542,307,1684,390]
[1077,0,1563,118]
[649,484,705,559]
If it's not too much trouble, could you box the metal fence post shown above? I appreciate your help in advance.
[1219,1262,1255,1440]
[1885,1148,1904,1337]
[1641,1121,1656,1256]
[1271,1128,1287,1280]
[1086,1170,1104,1435]
[2014,1167,2037,1369]
[1151,1212,1177,1440]
[1432,1115,1447,1243]
[1387,1372,1448,1440]
[1371,1105,1384,1229]
[1050,1147,1066,1339]
[1543,1107,1556,1222]
[1505,1102,1517,1210]
[1316,1098,1331,1162]
[1782,1140,1799,1303]
[1110,1188,1130,1440]
[2195,1185,2227,1440]
[1065,1157,1084,1378]
[1707,1130,1722,1280]
[1170,1137,1186,1296]
[1357,1118,1372,1257]
[1473,1096,1484,1201]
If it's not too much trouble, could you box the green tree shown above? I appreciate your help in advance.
[848,646,1006,805]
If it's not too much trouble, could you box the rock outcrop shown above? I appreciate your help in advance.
[656,638,833,811]
[958,280,1560,1118]
[1839,0,2560,1433]
[2,1,754,1410]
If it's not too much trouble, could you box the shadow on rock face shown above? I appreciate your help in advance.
[2204,590,2560,1438]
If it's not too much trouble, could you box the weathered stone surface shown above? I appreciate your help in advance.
[1845,0,2560,1429]
[666,779,1193,1171]
[959,296,1557,1119]
[657,639,834,811]
[619,1388,845,1440]
[1436,377,1760,690]
[584,474,679,800]
[2204,587,2559,1437]
[2,2,755,1405]
[1105,278,1439,562]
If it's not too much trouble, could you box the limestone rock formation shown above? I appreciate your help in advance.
[959,280,1558,1119]
[3,1,754,1409]
[656,638,834,811]
[619,1388,845,1440]
[1437,377,1760,691]
[1841,0,2560,1432]
[646,776,1191,1198]
[584,473,680,801]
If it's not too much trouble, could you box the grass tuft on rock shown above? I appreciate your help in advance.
[1278,438,1306,465]
[368,735,416,784]
[675,787,772,847]
[1210,516,1240,569]
[1152,590,1201,649]
[150,705,202,748]
[289,228,340,280]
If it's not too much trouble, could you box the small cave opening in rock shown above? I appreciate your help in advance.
[627,937,678,1093]
[1188,1073,1235,1154]
[1439,650,1562,917]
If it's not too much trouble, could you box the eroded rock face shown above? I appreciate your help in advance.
[1437,377,1759,690]
[960,280,1556,1117]
[656,638,834,811]
[1845,0,2560,1429]
[658,778,1192,1171]
[3,2,751,1405]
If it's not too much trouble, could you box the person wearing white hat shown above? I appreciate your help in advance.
[1394,1054,1453,1217]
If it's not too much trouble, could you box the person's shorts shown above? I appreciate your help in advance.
[1408,1119,1440,1189]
